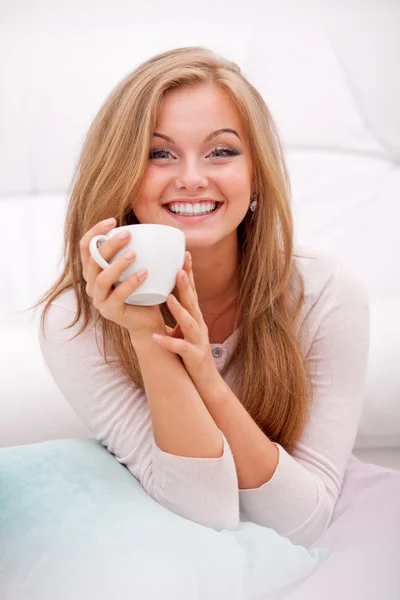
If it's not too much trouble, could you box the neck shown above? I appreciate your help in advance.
[189,235,239,315]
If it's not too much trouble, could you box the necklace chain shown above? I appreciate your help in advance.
[203,297,238,337]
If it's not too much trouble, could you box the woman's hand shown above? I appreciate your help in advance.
[152,252,219,388]
[80,218,165,340]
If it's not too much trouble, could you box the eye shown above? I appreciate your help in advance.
[149,148,175,160]
[208,146,241,159]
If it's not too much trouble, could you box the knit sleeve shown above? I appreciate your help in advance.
[39,298,239,531]
[239,261,370,547]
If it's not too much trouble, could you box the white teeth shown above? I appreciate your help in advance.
[167,202,217,215]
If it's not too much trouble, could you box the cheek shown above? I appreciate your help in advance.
[134,167,169,213]
[218,164,252,200]
[140,166,167,196]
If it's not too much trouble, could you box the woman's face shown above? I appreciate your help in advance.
[133,83,254,250]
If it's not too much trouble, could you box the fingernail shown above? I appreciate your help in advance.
[181,271,188,284]
[124,251,135,260]
[102,218,116,226]
[136,268,147,279]
[118,231,129,239]
[186,251,192,263]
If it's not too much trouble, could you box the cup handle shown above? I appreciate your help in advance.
[89,235,111,270]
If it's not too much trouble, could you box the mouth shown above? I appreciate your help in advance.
[163,200,221,217]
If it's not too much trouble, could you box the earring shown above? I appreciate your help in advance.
[249,193,258,212]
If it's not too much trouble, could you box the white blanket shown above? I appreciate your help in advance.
[281,455,400,600]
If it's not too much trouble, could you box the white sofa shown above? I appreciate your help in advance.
[0,1,399,469]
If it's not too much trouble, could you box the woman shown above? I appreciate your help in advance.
[36,46,370,548]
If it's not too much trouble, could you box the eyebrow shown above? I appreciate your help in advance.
[152,128,241,144]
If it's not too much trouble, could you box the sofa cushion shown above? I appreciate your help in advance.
[0,438,328,600]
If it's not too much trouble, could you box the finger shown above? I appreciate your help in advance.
[152,333,192,357]
[85,257,102,297]
[106,268,148,308]
[85,229,133,294]
[176,269,203,324]
[183,251,197,295]
[166,294,199,343]
[85,228,132,278]
[93,267,148,312]
[94,250,143,303]
[95,229,132,262]
[79,218,116,275]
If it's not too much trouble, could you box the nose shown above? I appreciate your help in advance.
[175,158,208,191]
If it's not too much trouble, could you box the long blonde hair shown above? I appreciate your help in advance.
[33,46,310,453]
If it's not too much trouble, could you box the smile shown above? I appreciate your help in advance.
[165,202,219,216]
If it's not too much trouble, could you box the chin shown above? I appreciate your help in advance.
[184,230,235,252]
[184,233,216,248]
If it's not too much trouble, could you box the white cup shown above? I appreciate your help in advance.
[89,224,186,306]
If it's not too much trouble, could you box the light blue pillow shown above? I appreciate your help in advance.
[0,439,328,600]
